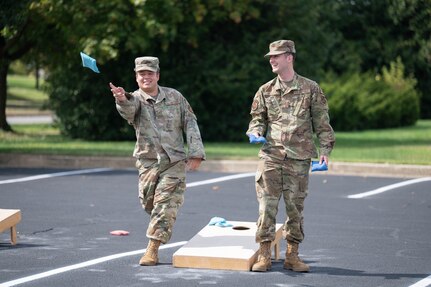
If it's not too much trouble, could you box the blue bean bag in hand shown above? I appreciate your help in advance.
[248,134,267,144]
[311,161,328,172]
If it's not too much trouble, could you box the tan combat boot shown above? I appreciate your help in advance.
[252,241,272,272]
[139,239,161,266]
[284,241,310,272]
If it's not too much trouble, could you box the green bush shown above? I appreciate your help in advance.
[46,56,135,141]
[322,59,420,131]
[10,60,29,75]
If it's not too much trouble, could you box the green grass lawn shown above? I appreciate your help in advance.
[6,74,49,115]
[1,121,430,165]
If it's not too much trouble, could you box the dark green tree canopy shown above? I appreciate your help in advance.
[1,0,429,138]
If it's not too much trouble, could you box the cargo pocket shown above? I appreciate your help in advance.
[154,176,185,208]
[138,167,159,214]
[136,158,157,172]
[255,170,263,183]
[255,160,265,199]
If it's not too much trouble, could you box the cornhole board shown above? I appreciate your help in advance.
[173,221,283,271]
[0,209,22,245]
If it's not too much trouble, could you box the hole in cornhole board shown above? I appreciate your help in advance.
[232,226,250,231]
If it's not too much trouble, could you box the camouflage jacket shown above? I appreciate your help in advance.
[246,73,335,160]
[116,86,205,162]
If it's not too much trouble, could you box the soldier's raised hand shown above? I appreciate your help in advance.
[109,82,127,102]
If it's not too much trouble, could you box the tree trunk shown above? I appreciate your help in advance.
[0,60,12,132]
[35,59,40,90]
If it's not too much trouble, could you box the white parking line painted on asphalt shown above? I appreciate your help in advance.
[409,275,431,287]
[0,169,255,186]
[0,241,187,287]
[187,172,255,188]
[348,177,431,199]
[0,168,114,185]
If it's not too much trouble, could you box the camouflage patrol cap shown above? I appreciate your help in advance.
[264,40,296,58]
[134,56,159,72]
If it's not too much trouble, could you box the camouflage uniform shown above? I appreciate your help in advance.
[116,60,205,244]
[247,73,335,244]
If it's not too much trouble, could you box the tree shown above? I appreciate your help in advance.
[45,0,337,141]
[1,0,267,134]
[0,0,33,131]
[387,0,431,118]
[324,0,431,118]
[4,0,428,138]
[46,0,278,141]
[0,0,69,131]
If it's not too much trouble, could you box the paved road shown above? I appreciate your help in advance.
[1,168,430,287]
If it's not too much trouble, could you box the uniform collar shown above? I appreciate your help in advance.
[274,73,299,94]
[139,86,163,103]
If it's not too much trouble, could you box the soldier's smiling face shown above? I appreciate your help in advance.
[136,70,159,95]
[269,53,292,74]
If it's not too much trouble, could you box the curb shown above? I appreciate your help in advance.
[201,160,431,178]
[1,154,431,179]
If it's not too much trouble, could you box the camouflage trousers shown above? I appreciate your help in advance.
[136,155,186,244]
[255,156,310,244]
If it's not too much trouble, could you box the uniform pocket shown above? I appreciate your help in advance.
[163,103,181,131]
[136,158,157,170]
[255,170,262,182]
[154,176,186,207]
[255,159,265,182]
[265,95,281,120]
[138,167,159,214]
[292,93,311,118]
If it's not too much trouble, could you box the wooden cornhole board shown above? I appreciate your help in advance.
[0,209,22,245]
[173,221,283,271]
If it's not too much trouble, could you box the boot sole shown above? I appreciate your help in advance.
[251,267,271,272]
[139,259,159,266]
[139,262,157,266]
[252,264,272,272]
[283,265,309,272]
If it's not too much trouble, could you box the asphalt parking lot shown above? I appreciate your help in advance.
[1,167,431,287]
